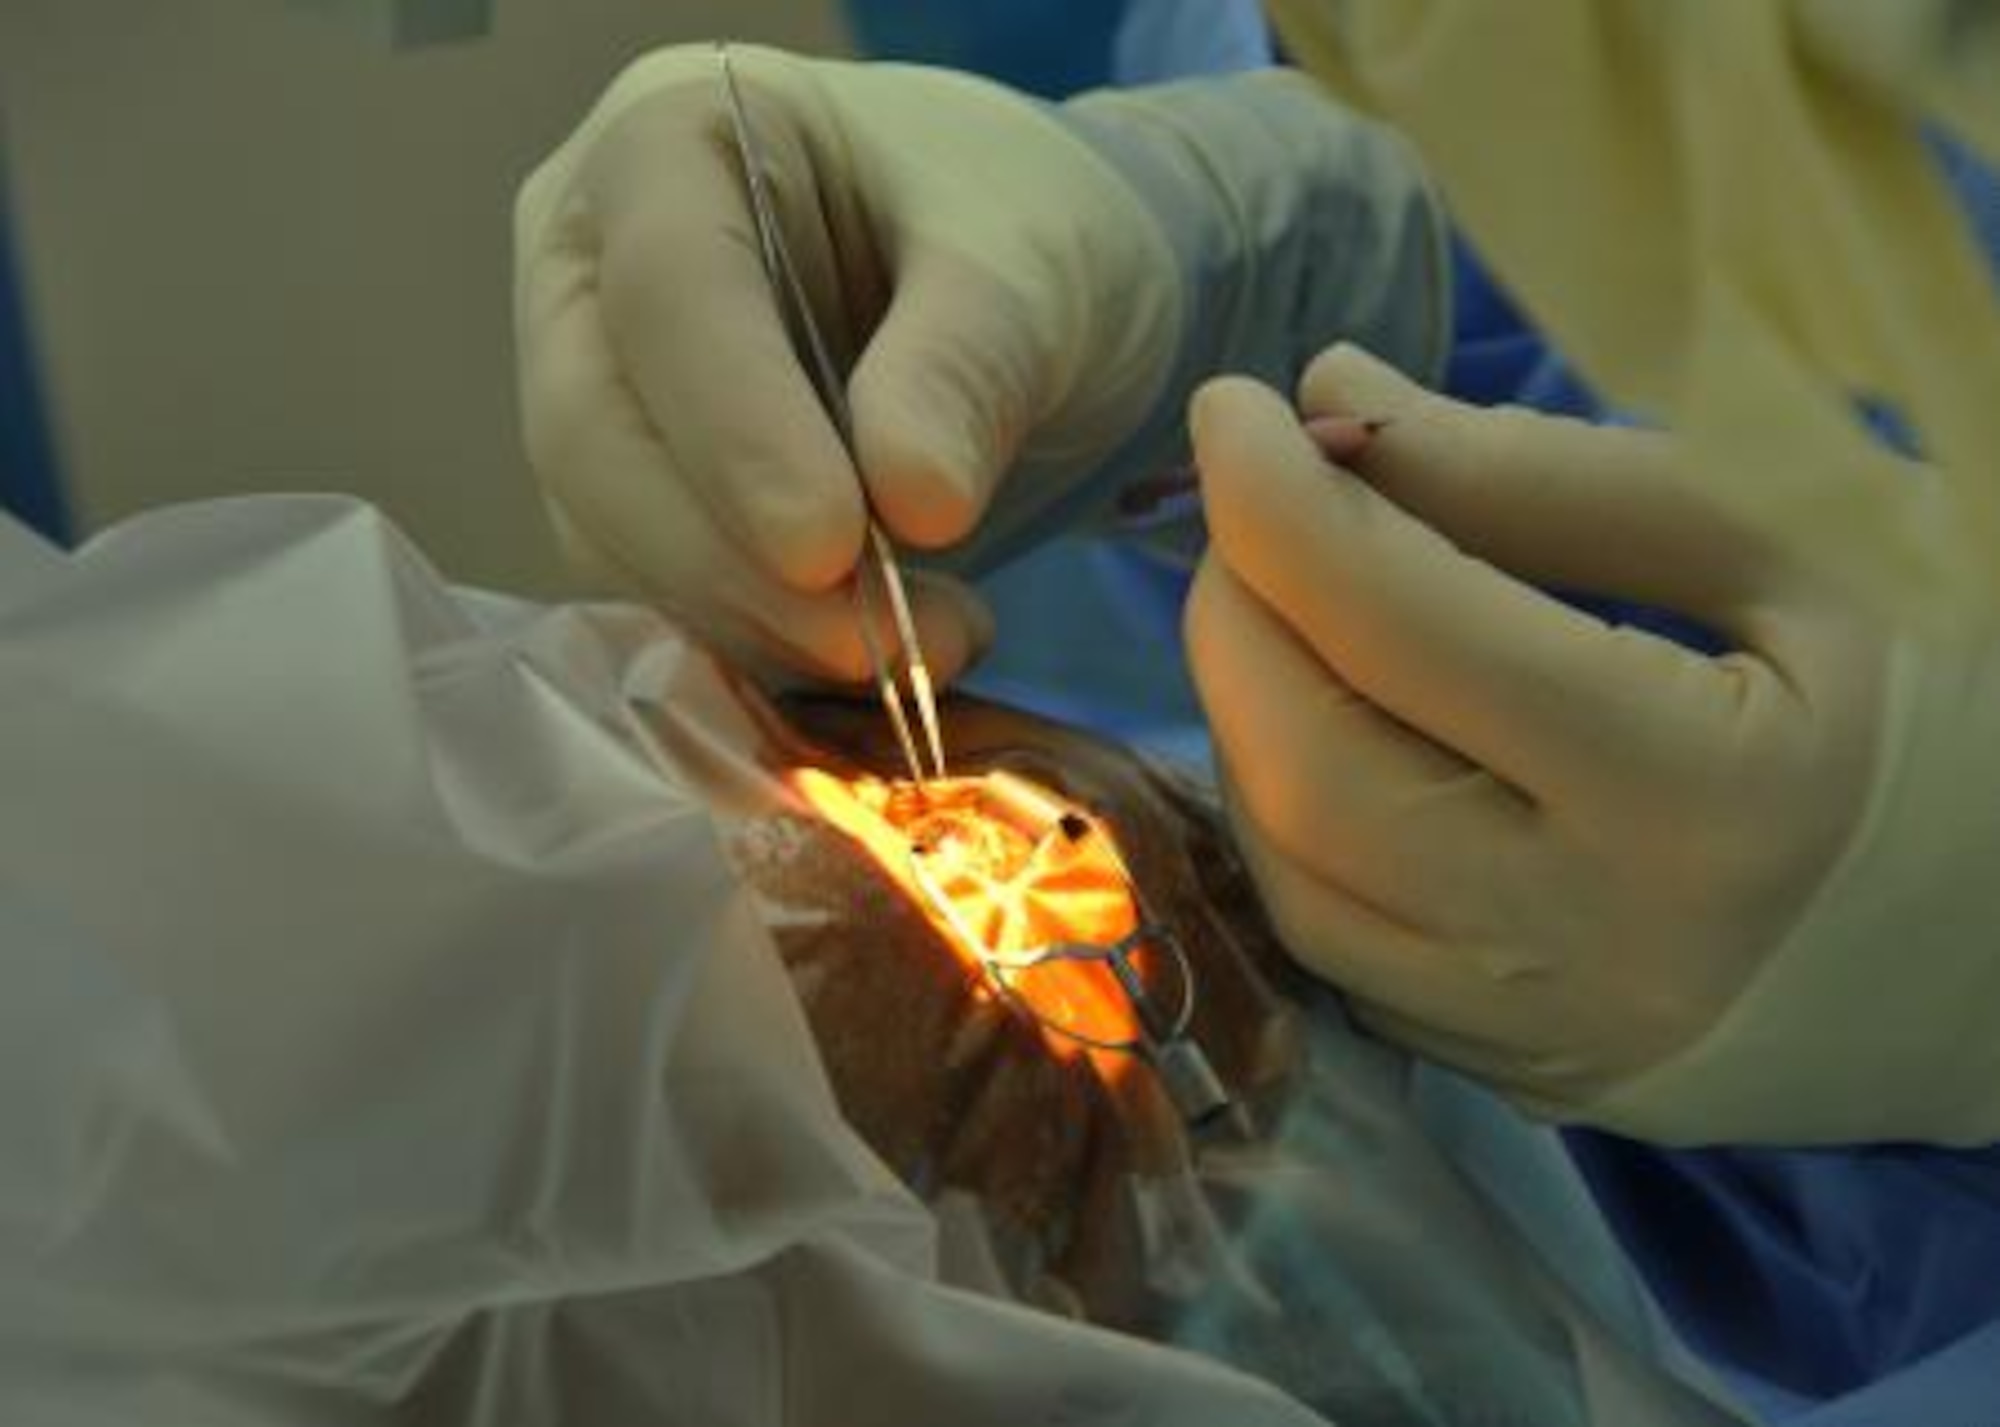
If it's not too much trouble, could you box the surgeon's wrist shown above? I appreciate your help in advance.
[1042,70,1450,542]
[1064,70,1449,380]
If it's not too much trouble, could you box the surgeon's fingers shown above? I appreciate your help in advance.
[899,570,998,683]
[1303,414,1381,467]
[1217,775,1491,1032]
[1342,998,1536,1098]
[1186,556,1531,933]
[1225,799,1615,1104]
[1349,994,1632,1111]
[1192,375,1749,804]
[526,267,985,683]
[1297,344,1790,632]
[581,86,868,593]
[849,250,1046,551]
[547,497,836,676]
[555,490,992,690]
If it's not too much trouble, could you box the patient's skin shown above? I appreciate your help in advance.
[724,696,1305,1329]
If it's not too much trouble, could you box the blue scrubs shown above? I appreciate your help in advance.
[843,0,1270,95]
[0,171,68,543]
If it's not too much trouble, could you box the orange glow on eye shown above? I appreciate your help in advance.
[789,767,1143,1057]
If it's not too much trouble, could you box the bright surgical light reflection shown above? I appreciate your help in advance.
[789,767,1144,1059]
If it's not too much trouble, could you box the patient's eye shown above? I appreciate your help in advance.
[789,766,1159,1059]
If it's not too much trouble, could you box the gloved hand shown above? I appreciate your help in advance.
[1186,344,2000,1146]
[516,44,1446,684]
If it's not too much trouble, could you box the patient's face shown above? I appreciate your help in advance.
[724,695,1304,1329]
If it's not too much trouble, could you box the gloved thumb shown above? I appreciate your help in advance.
[847,247,1045,551]
[1298,344,1781,622]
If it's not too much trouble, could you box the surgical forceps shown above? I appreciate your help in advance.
[715,42,948,787]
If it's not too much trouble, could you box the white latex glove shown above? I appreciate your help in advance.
[1186,345,2000,1146]
[516,44,1445,684]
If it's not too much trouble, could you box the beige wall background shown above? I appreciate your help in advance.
[1,0,850,593]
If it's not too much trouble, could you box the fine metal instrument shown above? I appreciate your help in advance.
[715,42,948,787]
[906,769,1235,1130]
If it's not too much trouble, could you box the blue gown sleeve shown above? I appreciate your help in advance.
[0,173,69,544]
